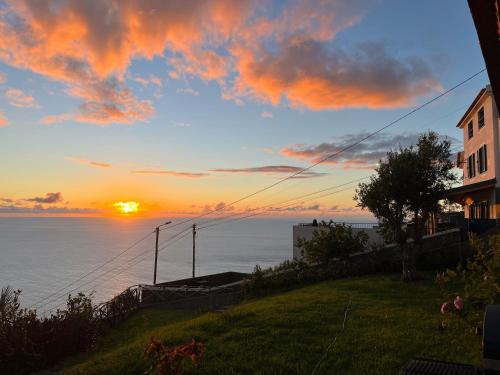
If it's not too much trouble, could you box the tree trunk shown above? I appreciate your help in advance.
[402,243,417,281]
[398,235,416,282]
[401,213,417,282]
[401,242,409,280]
[405,210,427,282]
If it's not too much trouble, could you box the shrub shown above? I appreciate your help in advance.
[436,235,500,331]
[0,288,101,374]
[296,221,368,264]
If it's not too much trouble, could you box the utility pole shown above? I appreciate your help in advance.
[153,221,172,285]
[192,224,196,279]
[153,226,159,285]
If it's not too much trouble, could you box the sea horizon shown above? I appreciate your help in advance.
[0,215,375,313]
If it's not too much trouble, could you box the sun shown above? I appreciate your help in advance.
[113,201,139,215]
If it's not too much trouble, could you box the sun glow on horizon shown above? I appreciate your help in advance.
[113,201,140,215]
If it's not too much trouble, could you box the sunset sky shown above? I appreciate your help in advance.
[0,0,489,218]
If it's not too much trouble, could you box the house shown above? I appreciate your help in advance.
[447,85,500,233]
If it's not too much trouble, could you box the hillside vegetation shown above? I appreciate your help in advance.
[58,274,481,374]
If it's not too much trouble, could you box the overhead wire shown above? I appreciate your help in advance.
[38,227,192,312]
[45,228,195,313]
[29,230,154,309]
[198,184,364,231]
[32,68,485,312]
[159,68,486,231]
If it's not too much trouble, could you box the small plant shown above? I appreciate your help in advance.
[436,234,500,331]
[144,337,204,375]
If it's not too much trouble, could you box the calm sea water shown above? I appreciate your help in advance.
[0,216,308,313]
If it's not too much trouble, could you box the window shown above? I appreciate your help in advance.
[480,201,490,219]
[478,107,485,129]
[469,204,477,219]
[467,153,476,178]
[468,121,473,139]
[469,201,490,220]
[478,144,488,173]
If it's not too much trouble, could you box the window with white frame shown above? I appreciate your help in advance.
[477,144,488,173]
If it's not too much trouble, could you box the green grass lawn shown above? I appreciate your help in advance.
[57,274,481,375]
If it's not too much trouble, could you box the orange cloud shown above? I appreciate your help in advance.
[281,132,460,169]
[66,157,111,168]
[176,87,199,96]
[130,74,162,87]
[0,0,441,123]
[5,88,39,108]
[232,39,442,110]
[131,170,209,178]
[0,112,8,127]
[210,165,327,178]
[40,114,73,125]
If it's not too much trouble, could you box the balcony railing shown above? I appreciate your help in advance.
[296,222,378,229]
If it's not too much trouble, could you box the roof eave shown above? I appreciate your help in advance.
[467,0,500,110]
[456,88,488,128]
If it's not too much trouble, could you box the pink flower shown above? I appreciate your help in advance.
[441,302,450,314]
[454,296,464,310]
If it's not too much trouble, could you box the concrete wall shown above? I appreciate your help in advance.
[345,228,464,273]
[141,292,242,311]
[292,223,383,260]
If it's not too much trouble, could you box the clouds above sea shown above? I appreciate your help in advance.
[0,0,441,125]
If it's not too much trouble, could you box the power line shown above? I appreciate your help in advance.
[29,230,154,309]
[38,228,192,312]
[198,176,369,229]
[198,184,361,231]
[46,229,195,313]
[34,68,485,311]
[43,228,193,313]
[196,135,471,231]
[74,183,367,295]
[160,68,486,230]
[196,134,466,231]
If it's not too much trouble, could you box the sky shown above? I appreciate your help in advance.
[0,0,490,218]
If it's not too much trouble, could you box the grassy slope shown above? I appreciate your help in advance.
[59,274,481,375]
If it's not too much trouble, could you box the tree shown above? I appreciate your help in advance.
[297,221,368,264]
[355,131,457,281]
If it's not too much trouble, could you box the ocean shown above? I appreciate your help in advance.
[0,216,374,313]
[0,216,309,313]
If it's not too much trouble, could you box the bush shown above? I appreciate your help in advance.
[296,221,368,264]
[242,256,376,296]
[436,235,500,331]
[0,288,101,374]
[242,261,309,296]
